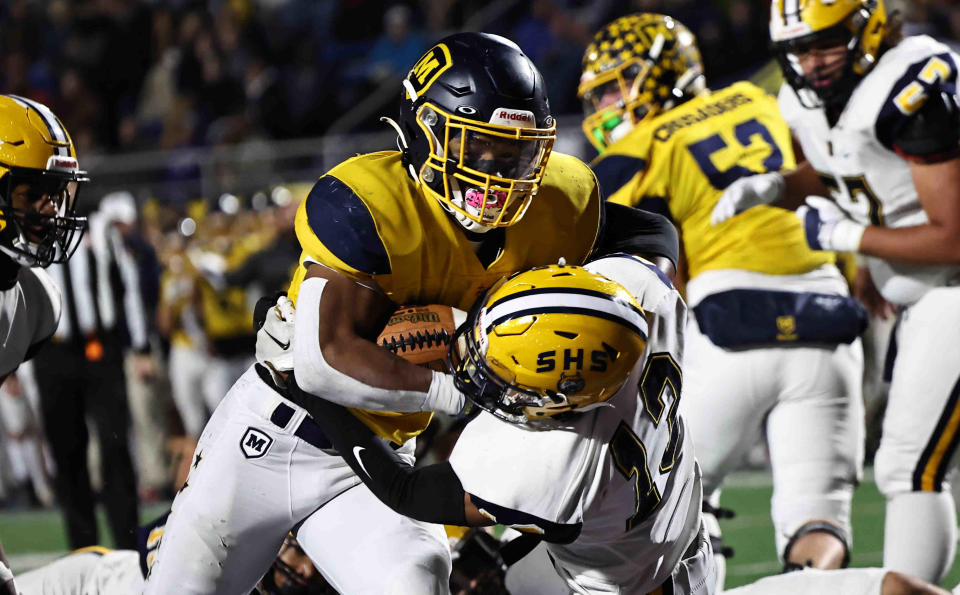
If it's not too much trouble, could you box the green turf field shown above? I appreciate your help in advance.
[1,473,958,590]
[720,471,960,589]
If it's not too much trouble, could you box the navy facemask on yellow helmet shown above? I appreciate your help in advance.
[770,0,889,109]
[449,264,649,424]
[0,94,88,268]
[578,13,706,153]
[391,32,556,233]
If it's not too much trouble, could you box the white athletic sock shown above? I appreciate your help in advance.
[703,509,726,593]
[884,491,957,583]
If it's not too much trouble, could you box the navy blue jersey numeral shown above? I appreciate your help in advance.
[687,118,784,189]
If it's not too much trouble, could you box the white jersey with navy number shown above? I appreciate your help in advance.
[0,266,61,378]
[449,256,705,594]
[778,35,960,304]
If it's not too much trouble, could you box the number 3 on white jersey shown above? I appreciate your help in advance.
[609,352,684,531]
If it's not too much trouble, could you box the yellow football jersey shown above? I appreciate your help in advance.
[594,81,834,280]
[288,150,602,444]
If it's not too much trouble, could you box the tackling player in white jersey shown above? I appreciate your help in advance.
[0,94,88,595]
[712,0,960,583]
[287,256,715,594]
[0,94,87,383]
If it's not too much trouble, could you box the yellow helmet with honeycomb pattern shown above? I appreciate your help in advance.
[578,13,706,152]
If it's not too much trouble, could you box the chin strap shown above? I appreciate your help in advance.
[380,117,419,181]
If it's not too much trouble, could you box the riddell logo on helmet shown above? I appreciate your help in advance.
[489,108,536,128]
[45,155,77,172]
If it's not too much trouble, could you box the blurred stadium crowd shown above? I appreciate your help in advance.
[11,0,959,158]
[0,0,959,567]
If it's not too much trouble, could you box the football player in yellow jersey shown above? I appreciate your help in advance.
[577,13,867,590]
[145,32,680,595]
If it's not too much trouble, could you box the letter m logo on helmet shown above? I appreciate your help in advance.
[405,44,453,100]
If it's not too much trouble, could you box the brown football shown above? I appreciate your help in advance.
[377,304,460,371]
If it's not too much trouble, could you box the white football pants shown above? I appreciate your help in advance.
[144,366,451,595]
[874,285,960,582]
[680,317,864,557]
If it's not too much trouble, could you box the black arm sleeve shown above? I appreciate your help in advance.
[593,202,680,267]
[893,90,960,161]
[287,374,468,526]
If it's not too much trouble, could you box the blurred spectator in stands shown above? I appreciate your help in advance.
[0,52,53,108]
[333,0,389,41]
[220,192,301,297]
[54,67,103,155]
[0,366,54,510]
[244,54,292,138]
[134,7,179,147]
[512,0,591,114]
[0,0,44,59]
[156,234,212,473]
[365,6,427,84]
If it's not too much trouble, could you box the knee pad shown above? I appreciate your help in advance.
[781,520,850,573]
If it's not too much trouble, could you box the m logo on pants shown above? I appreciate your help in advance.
[240,427,273,459]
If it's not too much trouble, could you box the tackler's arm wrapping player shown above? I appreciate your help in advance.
[575,12,865,588]
[281,257,716,595]
[711,0,960,583]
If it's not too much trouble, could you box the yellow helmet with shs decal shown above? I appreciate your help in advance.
[770,0,889,108]
[578,13,706,152]
[0,94,88,268]
[449,264,648,424]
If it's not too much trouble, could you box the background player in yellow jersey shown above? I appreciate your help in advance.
[145,32,679,595]
[577,13,867,590]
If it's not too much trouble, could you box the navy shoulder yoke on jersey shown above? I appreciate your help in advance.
[302,175,391,276]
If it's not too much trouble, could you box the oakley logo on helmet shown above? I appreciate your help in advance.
[489,108,536,128]
[406,44,453,100]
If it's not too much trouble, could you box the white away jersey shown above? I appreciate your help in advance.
[15,549,144,595]
[449,256,701,593]
[779,35,960,304]
[0,267,61,377]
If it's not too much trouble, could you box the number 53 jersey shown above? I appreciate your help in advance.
[594,81,833,282]
[449,258,707,593]
[779,35,960,305]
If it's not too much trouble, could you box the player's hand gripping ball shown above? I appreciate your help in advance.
[377,305,464,371]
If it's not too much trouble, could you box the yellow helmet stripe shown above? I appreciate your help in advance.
[8,94,70,155]
[485,290,648,340]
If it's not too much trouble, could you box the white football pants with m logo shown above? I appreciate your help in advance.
[143,365,451,595]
